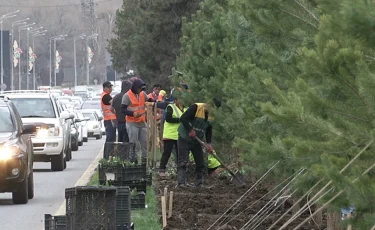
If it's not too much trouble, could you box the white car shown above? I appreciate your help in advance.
[81,110,102,139]
[81,100,105,135]
[74,110,89,143]
[2,90,73,171]
[76,111,89,142]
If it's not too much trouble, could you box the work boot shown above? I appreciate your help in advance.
[196,171,204,187]
[159,170,166,177]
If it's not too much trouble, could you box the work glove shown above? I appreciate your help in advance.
[189,129,196,138]
[133,112,143,118]
[206,144,214,154]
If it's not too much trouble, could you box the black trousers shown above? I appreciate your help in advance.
[159,140,178,171]
[118,122,129,142]
[177,137,205,186]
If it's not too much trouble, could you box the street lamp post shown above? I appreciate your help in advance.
[50,34,66,87]
[74,34,85,88]
[11,18,28,90]
[26,27,43,90]
[1,10,19,89]
[85,33,98,86]
[18,23,35,90]
[31,30,46,90]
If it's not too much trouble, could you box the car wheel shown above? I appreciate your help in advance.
[78,141,83,146]
[28,169,34,199]
[83,137,88,142]
[95,134,101,140]
[72,141,79,151]
[64,157,67,169]
[12,174,28,204]
[51,151,64,171]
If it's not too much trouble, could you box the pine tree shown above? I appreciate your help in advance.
[108,0,201,87]
[176,0,375,227]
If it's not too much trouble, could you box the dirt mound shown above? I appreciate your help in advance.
[155,174,326,230]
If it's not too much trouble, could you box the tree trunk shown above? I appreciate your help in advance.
[292,197,300,215]
[313,205,324,228]
[327,211,342,230]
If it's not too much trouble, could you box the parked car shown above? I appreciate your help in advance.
[81,110,102,140]
[0,96,36,204]
[2,90,73,171]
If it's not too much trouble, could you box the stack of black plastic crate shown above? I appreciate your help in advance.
[100,142,149,210]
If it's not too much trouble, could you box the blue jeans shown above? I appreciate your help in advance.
[104,120,116,143]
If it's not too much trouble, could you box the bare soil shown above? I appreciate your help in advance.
[155,174,326,230]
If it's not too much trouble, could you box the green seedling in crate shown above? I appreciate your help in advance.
[131,188,138,197]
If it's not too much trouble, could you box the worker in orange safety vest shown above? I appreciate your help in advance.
[101,81,117,143]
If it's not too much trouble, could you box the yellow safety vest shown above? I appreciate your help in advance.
[163,104,186,140]
[189,151,221,169]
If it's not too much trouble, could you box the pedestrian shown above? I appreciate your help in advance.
[121,79,168,161]
[159,97,186,177]
[101,81,116,143]
[148,84,162,101]
[177,100,220,188]
[111,80,131,142]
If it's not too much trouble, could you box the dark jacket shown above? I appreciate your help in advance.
[112,81,131,122]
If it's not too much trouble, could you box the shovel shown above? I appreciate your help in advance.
[194,137,245,185]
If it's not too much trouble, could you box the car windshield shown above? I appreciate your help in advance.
[11,98,56,118]
[0,106,14,132]
[81,101,101,110]
[83,113,96,121]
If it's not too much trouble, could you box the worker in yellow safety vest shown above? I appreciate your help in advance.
[189,151,221,177]
[159,96,186,176]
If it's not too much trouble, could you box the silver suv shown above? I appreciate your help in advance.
[1,90,73,171]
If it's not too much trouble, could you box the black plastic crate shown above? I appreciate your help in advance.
[116,187,132,228]
[103,142,137,161]
[108,180,147,193]
[44,214,66,230]
[114,164,147,182]
[117,223,134,230]
[65,186,117,230]
[131,192,146,210]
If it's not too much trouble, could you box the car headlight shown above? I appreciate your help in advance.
[0,145,20,160]
[37,127,60,137]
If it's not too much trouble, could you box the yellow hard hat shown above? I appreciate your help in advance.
[160,90,167,96]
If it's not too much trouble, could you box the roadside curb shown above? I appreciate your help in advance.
[54,147,103,215]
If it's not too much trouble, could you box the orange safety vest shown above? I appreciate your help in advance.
[101,92,116,121]
[126,90,146,123]
[148,92,163,102]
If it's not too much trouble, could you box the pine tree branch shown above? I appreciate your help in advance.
[327,108,370,123]
[341,77,370,110]
[293,0,319,22]
[278,9,318,29]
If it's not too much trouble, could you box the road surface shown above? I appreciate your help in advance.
[0,137,105,230]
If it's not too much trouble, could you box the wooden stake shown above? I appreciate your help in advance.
[347,213,352,230]
[164,187,168,207]
[153,105,158,168]
[161,196,167,227]
[168,191,174,218]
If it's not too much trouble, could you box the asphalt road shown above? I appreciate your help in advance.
[0,137,105,230]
